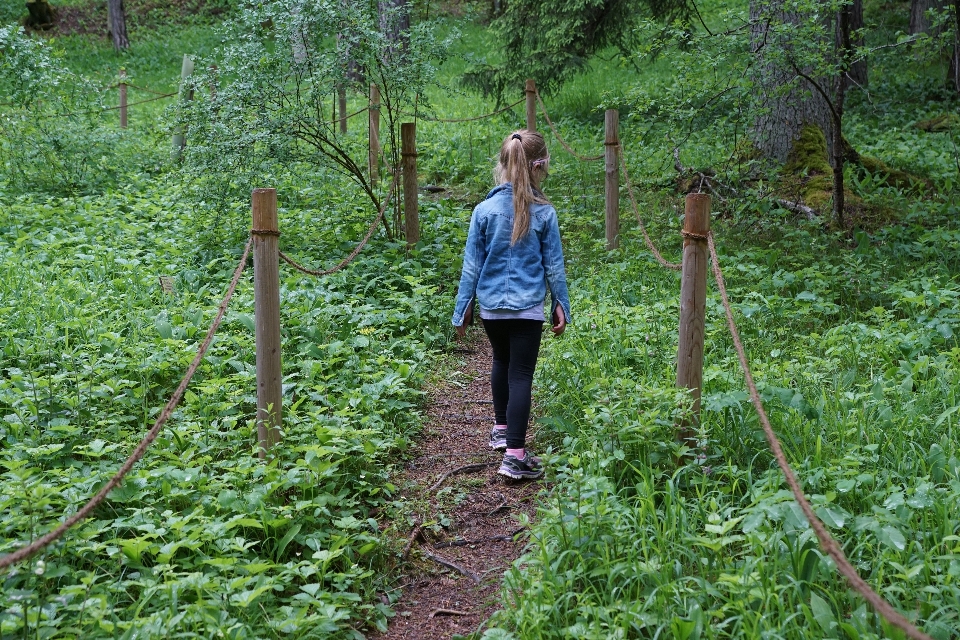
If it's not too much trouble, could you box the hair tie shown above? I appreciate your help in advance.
[511,133,522,141]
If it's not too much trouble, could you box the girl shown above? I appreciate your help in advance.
[452,129,572,480]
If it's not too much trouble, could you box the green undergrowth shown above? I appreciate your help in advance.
[0,167,467,637]
[474,189,960,637]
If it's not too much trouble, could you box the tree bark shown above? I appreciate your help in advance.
[846,0,867,88]
[26,0,55,29]
[910,0,947,34]
[379,0,410,62]
[749,0,835,164]
[949,0,960,93]
[107,0,129,50]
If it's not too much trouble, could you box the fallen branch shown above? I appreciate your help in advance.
[486,501,509,517]
[401,523,424,559]
[429,608,474,618]
[422,548,482,584]
[774,198,818,221]
[428,462,497,493]
[433,535,514,549]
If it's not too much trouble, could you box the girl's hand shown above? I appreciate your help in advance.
[551,305,566,336]
[456,305,473,337]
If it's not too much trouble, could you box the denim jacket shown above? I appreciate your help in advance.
[452,183,572,326]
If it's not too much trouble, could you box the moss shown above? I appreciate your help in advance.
[915,113,960,132]
[859,155,930,190]
[778,124,834,215]
[784,125,831,176]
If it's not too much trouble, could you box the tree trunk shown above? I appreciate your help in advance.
[379,0,410,61]
[910,0,947,34]
[26,0,55,29]
[949,0,960,93]
[107,0,129,50]
[107,0,130,51]
[847,0,867,88]
[749,0,835,164]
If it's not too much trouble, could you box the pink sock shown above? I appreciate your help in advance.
[506,447,525,459]
[495,424,507,429]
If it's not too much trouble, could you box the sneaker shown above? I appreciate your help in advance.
[497,452,544,480]
[488,426,507,451]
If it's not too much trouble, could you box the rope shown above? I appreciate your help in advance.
[0,238,253,573]
[334,106,369,124]
[400,98,524,124]
[706,232,932,640]
[618,145,682,271]
[125,83,176,96]
[39,92,177,120]
[535,93,603,162]
[279,174,398,277]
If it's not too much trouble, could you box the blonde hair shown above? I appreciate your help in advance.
[494,129,550,244]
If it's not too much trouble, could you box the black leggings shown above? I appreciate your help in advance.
[481,319,543,449]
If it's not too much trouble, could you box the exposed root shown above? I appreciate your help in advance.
[428,462,498,493]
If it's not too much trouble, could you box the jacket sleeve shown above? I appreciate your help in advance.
[541,208,572,324]
[452,209,485,326]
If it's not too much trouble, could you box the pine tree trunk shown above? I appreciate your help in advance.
[107,0,129,50]
[749,0,835,164]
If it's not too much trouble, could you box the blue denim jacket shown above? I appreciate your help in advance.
[452,183,572,326]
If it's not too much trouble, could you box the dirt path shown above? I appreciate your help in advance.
[373,332,543,639]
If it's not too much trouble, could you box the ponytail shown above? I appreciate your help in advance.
[494,129,550,244]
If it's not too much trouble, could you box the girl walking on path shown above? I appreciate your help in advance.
[452,129,572,480]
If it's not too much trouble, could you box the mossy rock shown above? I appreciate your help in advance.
[915,113,960,132]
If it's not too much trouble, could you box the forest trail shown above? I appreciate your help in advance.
[373,331,543,639]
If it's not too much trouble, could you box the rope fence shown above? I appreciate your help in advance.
[536,93,603,162]
[618,144,682,270]
[402,98,525,124]
[705,232,931,640]
[279,174,398,277]
[39,91,176,120]
[0,237,253,573]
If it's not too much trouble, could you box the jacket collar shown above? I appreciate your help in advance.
[485,182,545,201]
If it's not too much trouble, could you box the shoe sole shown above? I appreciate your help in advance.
[497,466,544,480]
[489,440,507,451]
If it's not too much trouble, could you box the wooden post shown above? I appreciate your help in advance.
[369,84,380,183]
[119,68,127,129]
[676,193,711,446]
[252,188,283,458]
[525,79,537,131]
[401,122,419,247]
[604,109,619,251]
[171,54,195,160]
[338,87,347,134]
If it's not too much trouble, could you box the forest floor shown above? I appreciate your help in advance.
[373,330,545,639]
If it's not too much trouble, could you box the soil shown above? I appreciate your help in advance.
[372,330,545,640]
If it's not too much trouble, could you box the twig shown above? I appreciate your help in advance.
[774,198,818,221]
[428,462,497,493]
[429,608,474,618]
[422,548,482,584]
[401,523,423,559]
[433,535,514,549]
[486,501,509,517]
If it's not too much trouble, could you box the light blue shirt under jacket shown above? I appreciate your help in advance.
[451,183,572,327]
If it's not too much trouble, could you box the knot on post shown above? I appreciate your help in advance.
[680,230,708,241]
